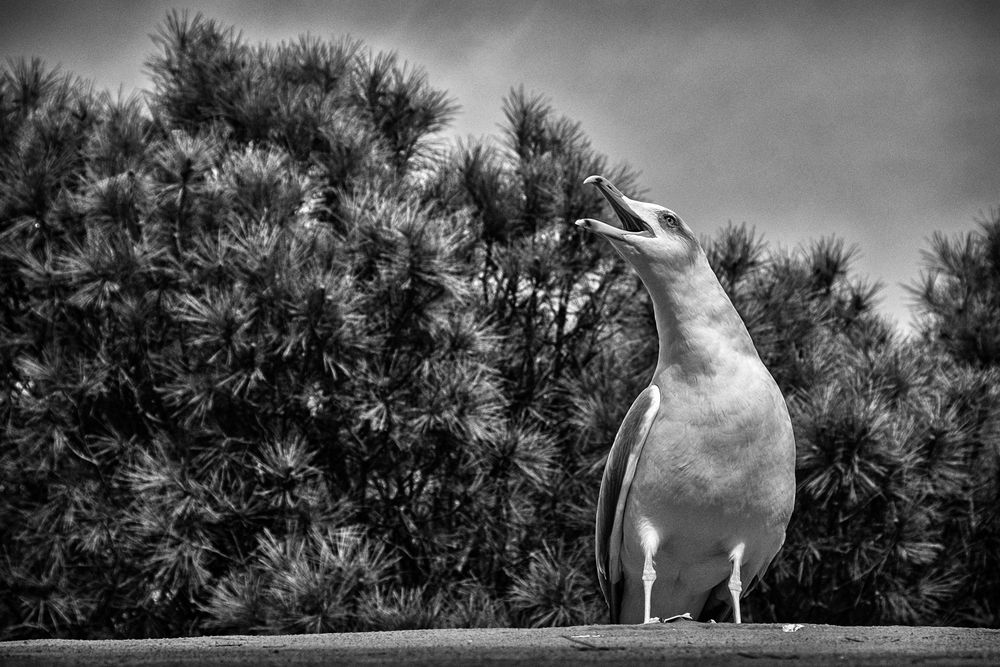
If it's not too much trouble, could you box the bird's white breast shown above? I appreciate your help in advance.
[623,357,795,591]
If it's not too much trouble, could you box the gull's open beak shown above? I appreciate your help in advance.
[582,175,650,233]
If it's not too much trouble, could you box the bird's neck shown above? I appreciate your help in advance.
[641,256,759,382]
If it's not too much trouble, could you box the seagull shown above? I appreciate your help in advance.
[577,175,796,624]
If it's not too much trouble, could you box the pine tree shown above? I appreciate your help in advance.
[906,212,1000,625]
[428,87,649,624]
[0,12,494,637]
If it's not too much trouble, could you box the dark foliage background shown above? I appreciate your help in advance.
[2,13,998,637]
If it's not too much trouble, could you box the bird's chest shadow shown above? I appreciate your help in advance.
[629,423,773,528]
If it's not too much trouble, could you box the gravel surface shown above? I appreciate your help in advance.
[3,622,1000,665]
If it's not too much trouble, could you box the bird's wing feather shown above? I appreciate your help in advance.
[743,535,784,597]
[595,384,660,623]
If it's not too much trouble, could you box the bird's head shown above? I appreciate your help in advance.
[576,175,701,276]
[577,175,757,365]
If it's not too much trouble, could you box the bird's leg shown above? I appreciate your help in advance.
[636,521,661,623]
[642,549,658,624]
[728,543,745,624]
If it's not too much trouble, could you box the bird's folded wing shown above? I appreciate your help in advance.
[595,384,660,623]
[743,537,783,597]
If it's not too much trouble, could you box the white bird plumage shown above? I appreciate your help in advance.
[578,175,796,624]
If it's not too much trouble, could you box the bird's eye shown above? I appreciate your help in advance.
[660,212,678,227]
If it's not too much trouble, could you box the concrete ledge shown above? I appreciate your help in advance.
[3,622,1000,665]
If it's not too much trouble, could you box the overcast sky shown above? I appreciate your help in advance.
[3,0,999,332]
